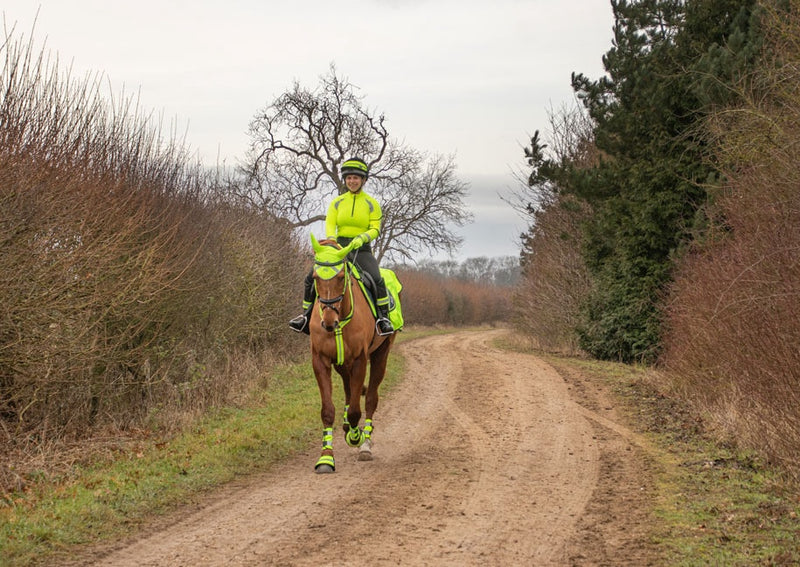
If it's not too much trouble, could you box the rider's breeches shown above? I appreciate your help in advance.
[348,246,390,309]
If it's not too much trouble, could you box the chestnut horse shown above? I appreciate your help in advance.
[308,234,396,473]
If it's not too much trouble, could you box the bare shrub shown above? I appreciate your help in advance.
[513,194,593,354]
[661,2,800,476]
[511,103,597,354]
[0,29,305,480]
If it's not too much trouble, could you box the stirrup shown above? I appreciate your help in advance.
[376,317,394,336]
[289,314,308,334]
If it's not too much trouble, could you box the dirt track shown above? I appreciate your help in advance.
[79,329,658,566]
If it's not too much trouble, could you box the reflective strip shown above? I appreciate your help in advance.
[315,454,335,470]
[315,262,344,281]
[322,427,334,449]
[342,159,368,172]
[335,327,345,364]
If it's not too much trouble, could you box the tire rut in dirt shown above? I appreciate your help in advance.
[83,330,609,566]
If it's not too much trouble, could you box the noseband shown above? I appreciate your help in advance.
[319,293,345,313]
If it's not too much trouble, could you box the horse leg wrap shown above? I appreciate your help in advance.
[315,427,335,471]
[346,425,364,447]
[315,454,335,471]
[342,405,350,431]
[363,419,374,440]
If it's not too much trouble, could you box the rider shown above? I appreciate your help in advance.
[289,157,395,336]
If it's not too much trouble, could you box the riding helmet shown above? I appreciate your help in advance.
[340,157,369,179]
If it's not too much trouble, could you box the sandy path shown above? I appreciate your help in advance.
[77,329,656,566]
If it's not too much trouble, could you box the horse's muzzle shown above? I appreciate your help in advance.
[319,296,343,333]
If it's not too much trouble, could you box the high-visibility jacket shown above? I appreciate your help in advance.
[325,190,382,243]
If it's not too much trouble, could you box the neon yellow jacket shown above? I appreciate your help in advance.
[325,190,382,243]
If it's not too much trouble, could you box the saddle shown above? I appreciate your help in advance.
[348,262,403,330]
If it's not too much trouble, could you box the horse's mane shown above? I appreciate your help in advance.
[318,239,341,249]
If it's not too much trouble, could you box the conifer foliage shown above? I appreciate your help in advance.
[523,0,762,362]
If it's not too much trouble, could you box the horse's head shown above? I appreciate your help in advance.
[311,234,355,332]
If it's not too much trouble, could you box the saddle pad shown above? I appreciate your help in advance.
[380,268,404,331]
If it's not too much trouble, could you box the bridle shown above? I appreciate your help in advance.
[319,292,345,313]
[310,240,358,363]
[314,257,353,322]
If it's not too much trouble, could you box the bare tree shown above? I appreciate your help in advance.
[240,64,471,262]
[505,100,597,220]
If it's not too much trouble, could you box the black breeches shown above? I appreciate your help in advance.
[337,238,387,299]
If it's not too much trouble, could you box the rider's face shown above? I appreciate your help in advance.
[345,174,365,193]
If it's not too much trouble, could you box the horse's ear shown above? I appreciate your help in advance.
[310,233,323,254]
[336,240,355,261]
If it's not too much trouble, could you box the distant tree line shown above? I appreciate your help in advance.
[392,256,520,287]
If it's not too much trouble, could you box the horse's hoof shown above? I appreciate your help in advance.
[358,439,373,461]
[315,454,335,473]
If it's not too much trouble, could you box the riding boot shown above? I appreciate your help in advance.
[376,302,395,336]
[375,279,395,335]
[289,274,316,334]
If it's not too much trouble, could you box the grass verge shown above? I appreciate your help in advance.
[0,328,438,567]
[521,348,800,566]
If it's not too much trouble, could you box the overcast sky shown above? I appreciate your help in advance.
[3,1,614,260]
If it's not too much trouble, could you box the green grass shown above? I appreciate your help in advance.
[0,330,433,567]
[651,440,800,566]
[1,363,316,566]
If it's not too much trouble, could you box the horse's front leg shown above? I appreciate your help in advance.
[358,337,394,461]
[312,353,336,473]
[344,353,368,449]
[334,363,352,434]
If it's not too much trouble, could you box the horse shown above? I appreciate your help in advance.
[307,234,397,473]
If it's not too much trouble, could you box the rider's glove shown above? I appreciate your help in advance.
[351,234,367,249]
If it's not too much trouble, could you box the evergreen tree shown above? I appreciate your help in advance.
[564,0,762,362]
